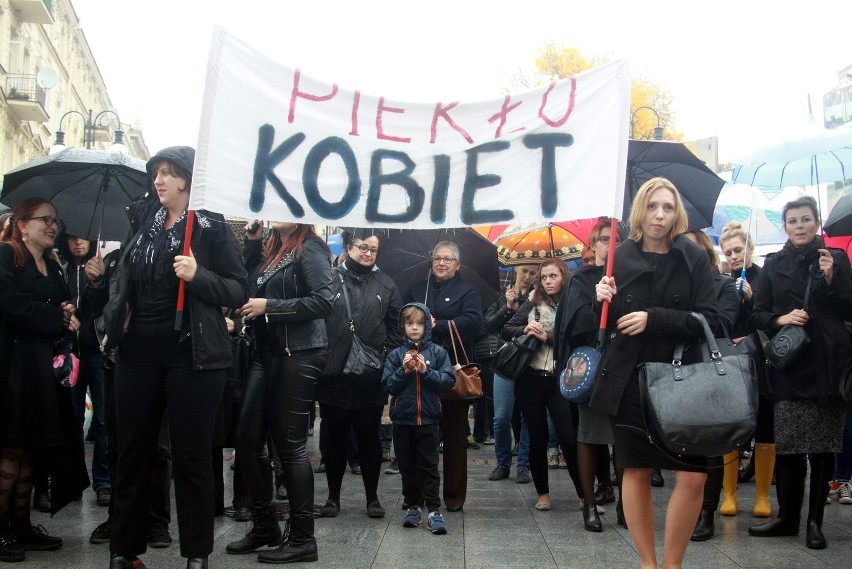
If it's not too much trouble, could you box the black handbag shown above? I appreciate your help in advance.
[638,312,757,457]
[764,267,814,370]
[494,307,542,380]
[338,273,385,390]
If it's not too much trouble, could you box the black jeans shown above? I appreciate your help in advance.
[318,403,383,504]
[514,373,581,497]
[394,424,441,512]
[111,320,225,559]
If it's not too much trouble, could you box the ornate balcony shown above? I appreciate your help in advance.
[5,74,49,123]
[9,0,53,25]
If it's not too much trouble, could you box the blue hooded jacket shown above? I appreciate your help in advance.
[383,302,455,426]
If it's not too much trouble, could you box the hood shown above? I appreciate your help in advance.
[399,301,433,347]
[146,146,195,180]
[56,229,97,266]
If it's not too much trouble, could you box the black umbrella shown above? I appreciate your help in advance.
[823,194,852,237]
[1,148,148,241]
[625,140,726,230]
[343,227,502,308]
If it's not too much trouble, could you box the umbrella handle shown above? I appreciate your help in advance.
[175,210,196,331]
[597,217,618,347]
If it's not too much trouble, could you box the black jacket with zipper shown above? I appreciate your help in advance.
[244,236,333,355]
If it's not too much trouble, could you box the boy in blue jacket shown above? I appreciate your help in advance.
[383,302,455,534]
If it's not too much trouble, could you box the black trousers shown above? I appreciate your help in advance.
[319,403,383,504]
[111,321,225,559]
[394,424,441,512]
[515,373,581,497]
[440,399,469,507]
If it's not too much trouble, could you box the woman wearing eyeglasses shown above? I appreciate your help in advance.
[313,230,404,519]
[0,198,86,562]
[405,241,482,512]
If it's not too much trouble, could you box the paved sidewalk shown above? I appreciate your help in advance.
[21,421,852,568]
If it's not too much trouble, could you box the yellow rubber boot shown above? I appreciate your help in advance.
[719,451,740,516]
[752,443,776,518]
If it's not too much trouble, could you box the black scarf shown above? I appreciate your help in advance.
[344,257,373,276]
[128,207,187,290]
[781,235,825,265]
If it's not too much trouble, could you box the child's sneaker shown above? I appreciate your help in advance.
[839,480,852,505]
[402,506,421,528]
[427,511,447,535]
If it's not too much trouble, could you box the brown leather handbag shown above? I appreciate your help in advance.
[441,320,483,400]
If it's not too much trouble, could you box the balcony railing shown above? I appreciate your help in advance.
[5,74,49,122]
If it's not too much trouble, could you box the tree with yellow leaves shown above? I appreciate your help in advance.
[507,41,682,141]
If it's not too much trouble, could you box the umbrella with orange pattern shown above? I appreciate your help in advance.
[493,219,600,266]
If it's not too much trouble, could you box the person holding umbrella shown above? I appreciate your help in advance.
[0,198,86,562]
[748,195,852,550]
[104,147,248,569]
[593,177,719,568]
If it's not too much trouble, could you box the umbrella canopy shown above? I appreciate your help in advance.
[493,219,601,266]
[625,140,726,230]
[348,227,501,308]
[1,148,148,241]
[706,184,787,245]
[731,128,852,188]
[823,193,852,238]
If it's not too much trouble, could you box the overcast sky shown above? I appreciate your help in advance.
[72,0,849,163]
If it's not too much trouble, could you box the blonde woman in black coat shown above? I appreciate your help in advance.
[593,177,719,569]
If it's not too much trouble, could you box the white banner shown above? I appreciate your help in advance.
[192,28,630,227]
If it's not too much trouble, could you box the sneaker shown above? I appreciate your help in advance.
[516,467,531,484]
[558,453,567,469]
[488,465,510,481]
[594,485,616,505]
[381,449,393,462]
[839,480,852,505]
[466,436,481,450]
[482,437,495,445]
[147,525,172,548]
[89,520,111,544]
[0,533,25,562]
[313,461,326,473]
[384,459,400,475]
[402,506,422,528]
[110,554,147,569]
[350,462,362,475]
[829,480,840,499]
[427,511,448,534]
[96,488,112,507]
[12,525,62,551]
[548,453,560,469]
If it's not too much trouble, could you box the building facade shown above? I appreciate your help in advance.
[0,0,148,185]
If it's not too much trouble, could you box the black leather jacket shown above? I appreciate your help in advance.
[244,236,333,355]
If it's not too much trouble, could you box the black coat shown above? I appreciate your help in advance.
[752,240,852,404]
[318,263,404,408]
[244,236,333,355]
[553,264,603,372]
[588,236,720,416]
[406,273,482,359]
[104,209,249,371]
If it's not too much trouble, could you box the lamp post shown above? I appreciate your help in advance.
[630,106,664,140]
[52,109,124,150]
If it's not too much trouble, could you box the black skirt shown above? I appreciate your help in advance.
[611,375,708,472]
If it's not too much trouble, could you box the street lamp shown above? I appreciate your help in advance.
[52,109,124,151]
[630,106,664,140]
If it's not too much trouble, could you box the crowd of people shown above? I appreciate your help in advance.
[1,151,851,569]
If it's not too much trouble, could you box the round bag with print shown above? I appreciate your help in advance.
[560,345,600,403]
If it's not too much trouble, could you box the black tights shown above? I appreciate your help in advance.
[0,447,33,533]
[577,442,611,504]
[319,403,383,505]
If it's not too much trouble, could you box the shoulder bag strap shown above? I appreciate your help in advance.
[802,267,814,311]
[338,272,356,334]
[446,318,461,365]
[449,320,471,365]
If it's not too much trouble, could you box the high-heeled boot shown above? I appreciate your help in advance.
[582,501,602,532]
[749,454,805,537]
[257,515,317,564]
[805,453,834,550]
[719,450,740,516]
[691,508,715,541]
[226,505,282,553]
[752,443,776,518]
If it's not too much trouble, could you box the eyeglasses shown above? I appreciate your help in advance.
[27,216,63,229]
[432,256,457,264]
[354,244,379,255]
[597,236,621,245]
[582,257,596,265]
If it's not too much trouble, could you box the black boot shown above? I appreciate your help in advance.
[226,505,283,554]
[186,558,208,569]
[257,515,317,564]
[805,453,834,550]
[691,508,715,541]
[582,502,602,532]
[749,454,805,538]
[616,499,627,528]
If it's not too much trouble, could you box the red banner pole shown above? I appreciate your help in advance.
[174,209,196,331]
